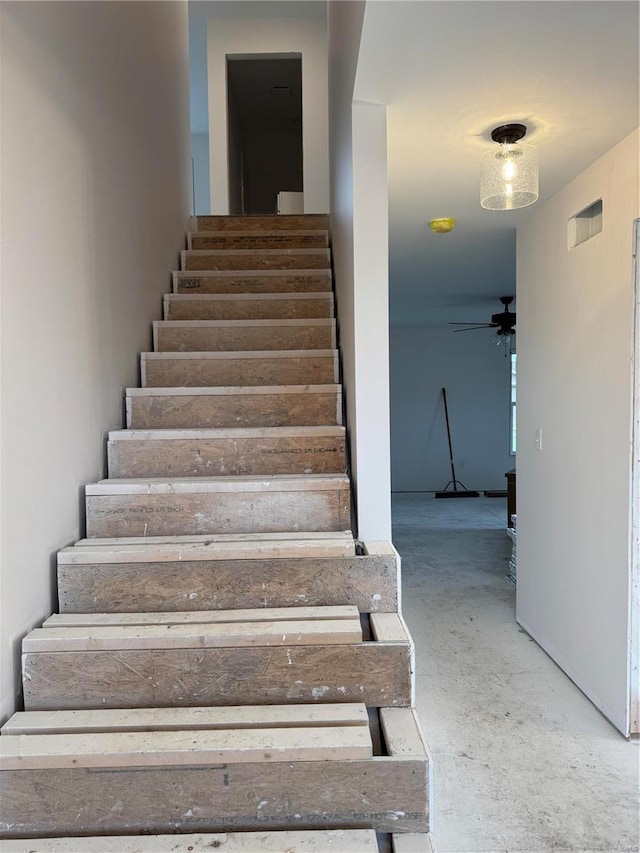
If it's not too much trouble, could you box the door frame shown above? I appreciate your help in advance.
[629,218,640,735]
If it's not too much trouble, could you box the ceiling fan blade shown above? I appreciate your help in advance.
[448,322,496,327]
[453,325,498,332]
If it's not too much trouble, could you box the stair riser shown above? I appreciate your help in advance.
[85,488,351,537]
[195,214,330,232]
[190,233,328,251]
[142,355,339,388]
[154,325,335,353]
[0,759,426,836]
[107,436,347,478]
[57,554,398,614]
[22,643,410,710]
[165,298,333,321]
[174,272,332,294]
[126,390,342,429]
[183,252,330,272]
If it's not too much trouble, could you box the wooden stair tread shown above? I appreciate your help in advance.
[60,530,356,564]
[127,383,341,396]
[86,474,350,493]
[154,318,336,327]
[0,725,372,770]
[43,604,360,627]
[193,214,330,231]
[184,249,331,257]
[109,425,345,440]
[189,239,330,252]
[189,232,329,250]
[22,615,363,651]
[190,229,329,238]
[0,829,379,852]
[72,531,355,545]
[142,348,337,359]
[3,703,369,735]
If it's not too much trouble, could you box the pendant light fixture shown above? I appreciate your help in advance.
[480,123,538,211]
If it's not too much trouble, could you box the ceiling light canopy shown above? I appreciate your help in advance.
[480,124,538,211]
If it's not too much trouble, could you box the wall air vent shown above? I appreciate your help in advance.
[568,199,603,248]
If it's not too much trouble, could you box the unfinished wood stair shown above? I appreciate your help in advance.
[107,426,346,478]
[126,385,343,428]
[1,214,431,849]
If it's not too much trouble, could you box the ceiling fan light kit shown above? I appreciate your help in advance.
[449,296,516,347]
[480,123,539,211]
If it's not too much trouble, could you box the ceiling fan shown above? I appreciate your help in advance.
[449,296,516,340]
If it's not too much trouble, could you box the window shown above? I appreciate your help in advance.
[510,353,517,455]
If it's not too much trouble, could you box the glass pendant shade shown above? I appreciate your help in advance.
[480,142,539,210]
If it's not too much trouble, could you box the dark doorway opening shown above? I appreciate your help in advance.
[226,54,303,215]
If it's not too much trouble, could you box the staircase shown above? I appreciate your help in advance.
[0,215,433,852]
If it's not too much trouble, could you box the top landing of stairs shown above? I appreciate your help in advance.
[192,214,329,233]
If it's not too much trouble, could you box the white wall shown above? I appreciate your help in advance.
[208,17,329,214]
[517,128,640,735]
[191,132,211,215]
[391,328,514,492]
[328,1,391,539]
[0,1,191,721]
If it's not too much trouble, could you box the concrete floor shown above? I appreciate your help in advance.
[392,492,639,853]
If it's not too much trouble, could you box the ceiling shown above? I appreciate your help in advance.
[354,1,639,327]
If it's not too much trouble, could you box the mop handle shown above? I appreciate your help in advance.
[442,387,457,486]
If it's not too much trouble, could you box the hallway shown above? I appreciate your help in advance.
[393,493,638,853]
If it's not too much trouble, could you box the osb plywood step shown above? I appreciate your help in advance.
[56,539,399,615]
[188,230,329,251]
[126,385,343,429]
[152,319,336,353]
[141,350,339,388]
[173,270,333,294]
[2,703,370,735]
[0,708,428,836]
[194,214,330,232]
[0,830,379,852]
[182,249,331,272]
[84,474,351,537]
[0,724,372,769]
[64,530,356,557]
[42,605,360,630]
[107,426,347,478]
[164,292,334,321]
[21,613,413,710]
[22,607,364,653]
